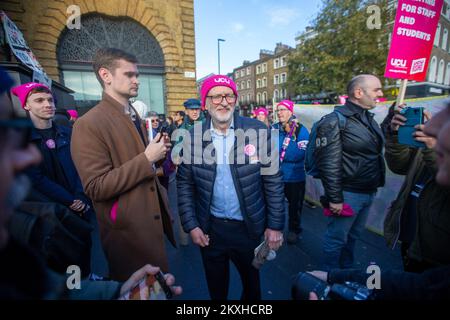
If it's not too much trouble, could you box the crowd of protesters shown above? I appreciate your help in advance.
[0,47,449,300]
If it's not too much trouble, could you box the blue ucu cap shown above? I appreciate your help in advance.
[183,98,201,109]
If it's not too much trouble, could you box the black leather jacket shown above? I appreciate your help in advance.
[315,101,385,203]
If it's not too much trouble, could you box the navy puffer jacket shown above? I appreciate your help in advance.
[176,113,285,239]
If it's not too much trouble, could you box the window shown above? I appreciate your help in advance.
[235,72,239,79]
[247,80,251,89]
[283,88,287,99]
[435,23,441,47]
[257,79,261,88]
[263,63,267,72]
[241,81,245,90]
[445,63,450,85]
[274,74,279,85]
[63,71,165,114]
[274,59,279,69]
[281,73,286,83]
[262,92,267,104]
[247,67,251,75]
[443,29,448,51]
[281,56,287,67]
[257,65,261,74]
[274,89,279,102]
[237,83,240,90]
[438,59,445,83]
[257,92,261,104]
[240,70,244,77]
[247,94,251,103]
[262,77,267,88]
[428,56,437,82]
[58,14,165,113]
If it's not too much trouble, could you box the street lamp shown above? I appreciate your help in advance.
[217,38,225,74]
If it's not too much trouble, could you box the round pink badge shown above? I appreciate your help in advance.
[46,139,56,149]
[244,144,256,156]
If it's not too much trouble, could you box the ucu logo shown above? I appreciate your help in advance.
[214,78,230,85]
[391,58,407,69]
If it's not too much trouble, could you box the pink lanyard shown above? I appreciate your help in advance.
[280,119,298,163]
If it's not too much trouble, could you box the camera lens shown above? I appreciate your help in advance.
[292,272,330,300]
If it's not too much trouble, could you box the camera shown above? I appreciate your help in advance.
[291,272,373,300]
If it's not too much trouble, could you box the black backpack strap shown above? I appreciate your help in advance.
[334,109,347,132]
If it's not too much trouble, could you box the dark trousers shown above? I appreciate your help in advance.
[200,217,261,300]
[284,181,306,234]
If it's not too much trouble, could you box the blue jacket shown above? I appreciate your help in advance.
[176,113,285,239]
[272,121,310,183]
[26,124,88,207]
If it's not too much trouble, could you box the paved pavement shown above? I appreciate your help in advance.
[165,175,403,300]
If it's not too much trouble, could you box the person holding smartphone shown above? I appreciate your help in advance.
[71,48,175,282]
[383,104,450,272]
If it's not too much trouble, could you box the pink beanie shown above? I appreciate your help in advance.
[276,100,294,113]
[67,109,78,119]
[200,75,238,108]
[253,107,268,117]
[11,82,51,109]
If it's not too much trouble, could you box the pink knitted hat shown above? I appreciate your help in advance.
[200,75,238,108]
[67,109,78,119]
[11,82,51,109]
[276,100,294,113]
[253,107,268,117]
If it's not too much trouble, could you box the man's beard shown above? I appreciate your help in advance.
[212,108,233,124]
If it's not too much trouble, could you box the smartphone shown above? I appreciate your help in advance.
[158,122,168,134]
[398,107,425,148]
[118,271,172,300]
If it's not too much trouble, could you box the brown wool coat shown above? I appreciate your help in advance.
[71,93,175,281]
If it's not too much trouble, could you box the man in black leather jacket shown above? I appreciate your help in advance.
[176,74,285,300]
[315,74,386,271]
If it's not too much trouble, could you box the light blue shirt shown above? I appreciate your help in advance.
[209,119,243,221]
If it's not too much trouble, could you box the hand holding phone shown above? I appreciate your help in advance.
[398,107,425,148]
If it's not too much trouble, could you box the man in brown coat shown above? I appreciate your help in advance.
[71,48,175,281]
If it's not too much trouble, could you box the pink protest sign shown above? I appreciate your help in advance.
[385,0,444,81]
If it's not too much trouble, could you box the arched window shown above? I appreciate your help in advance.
[262,92,267,104]
[57,13,165,114]
[443,29,448,51]
[434,23,441,47]
[257,93,261,104]
[274,89,279,102]
[428,56,437,82]
[444,63,450,85]
[247,80,251,89]
[437,59,445,84]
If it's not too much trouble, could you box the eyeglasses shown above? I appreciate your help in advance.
[0,118,33,149]
[151,119,159,123]
[207,94,236,105]
[276,108,289,113]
